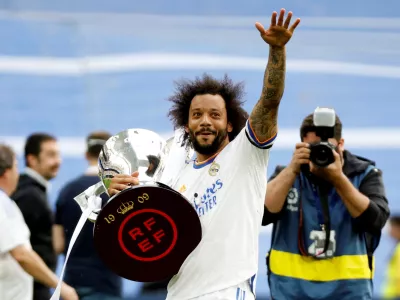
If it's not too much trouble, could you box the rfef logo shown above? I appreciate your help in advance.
[118,209,178,262]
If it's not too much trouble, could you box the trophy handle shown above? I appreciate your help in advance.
[74,181,107,222]
[94,181,107,196]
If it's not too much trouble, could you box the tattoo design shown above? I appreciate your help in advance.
[267,69,284,86]
[250,46,285,141]
[263,87,278,99]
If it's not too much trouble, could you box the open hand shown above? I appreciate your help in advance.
[255,8,300,47]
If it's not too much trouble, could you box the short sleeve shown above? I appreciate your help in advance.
[227,120,277,168]
[245,119,277,150]
[0,198,30,253]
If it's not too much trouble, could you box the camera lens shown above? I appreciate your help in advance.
[315,148,329,166]
[310,143,335,167]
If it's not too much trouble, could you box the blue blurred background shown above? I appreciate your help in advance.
[0,0,399,299]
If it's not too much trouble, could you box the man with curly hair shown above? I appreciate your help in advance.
[109,8,300,300]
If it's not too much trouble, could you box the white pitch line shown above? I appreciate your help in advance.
[0,10,400,30]
[0,53,398,77]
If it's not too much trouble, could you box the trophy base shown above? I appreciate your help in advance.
[93,182,202,283]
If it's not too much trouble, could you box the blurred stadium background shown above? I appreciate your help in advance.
[0,0,399,299]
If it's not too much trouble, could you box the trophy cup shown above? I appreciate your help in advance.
[78,128,201,283]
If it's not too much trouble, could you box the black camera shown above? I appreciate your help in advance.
[309,107,337,168]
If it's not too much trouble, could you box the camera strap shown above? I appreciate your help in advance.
[311,183,331,256]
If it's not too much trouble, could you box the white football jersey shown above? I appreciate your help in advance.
[0,190,33,300]
[166,120,276,300]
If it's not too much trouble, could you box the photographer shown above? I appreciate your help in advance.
[262,108,390,300]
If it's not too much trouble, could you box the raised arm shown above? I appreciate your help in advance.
[249,9,300,142]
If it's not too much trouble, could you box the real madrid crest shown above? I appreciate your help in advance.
[208,162,220,176]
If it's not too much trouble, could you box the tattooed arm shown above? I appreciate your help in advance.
[250,9,300,142]
[250,46,286,141]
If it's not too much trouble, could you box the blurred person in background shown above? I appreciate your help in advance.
[262,110,390,299]
[53,131,123,300]
[0,144,78,300]
[382,215,400,299]
[11,133,62,300]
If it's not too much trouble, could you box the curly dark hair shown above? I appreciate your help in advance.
[167,73,249,146]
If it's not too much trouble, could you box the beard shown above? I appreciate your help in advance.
[189,127,228,156]
[43,165,60,180]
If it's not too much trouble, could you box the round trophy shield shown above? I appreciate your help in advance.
[93,183,201,282]
[93,128,202,282]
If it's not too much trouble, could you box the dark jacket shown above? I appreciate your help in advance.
[263,150,390,236]
[11,174,56,300]
[55,174,123,297]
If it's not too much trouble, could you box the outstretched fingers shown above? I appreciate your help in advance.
[256,9,300,38]
[289,18,301,33]
[255,22,265,34]
[284,11,293,29]
[271,11,277,26]
[277,9,285,26]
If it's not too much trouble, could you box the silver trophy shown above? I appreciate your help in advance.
[74,128,201,283]
[74,128,166,222]
[98,128,166,189]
